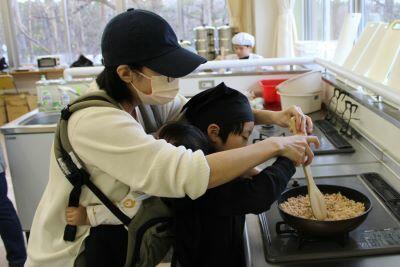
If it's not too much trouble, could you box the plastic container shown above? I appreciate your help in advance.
[277,91,322,114]
[277,71,322,94]
[259,79,287,105]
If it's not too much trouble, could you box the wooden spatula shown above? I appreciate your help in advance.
[289,117,328,220]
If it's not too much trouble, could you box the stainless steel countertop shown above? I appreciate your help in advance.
[0,109,59,134]
[245,112,400,267]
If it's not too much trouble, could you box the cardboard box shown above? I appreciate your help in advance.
[0,106,7,126]
[0,93,37,123]
[0,75,15,90]
[4,94,30,122]
[5,94,27,105]
[6,104,29,122]
[27,95,38,110]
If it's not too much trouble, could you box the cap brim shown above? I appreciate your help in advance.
[142,47,207,78]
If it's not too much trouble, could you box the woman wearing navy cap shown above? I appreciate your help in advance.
[27,9,318,267]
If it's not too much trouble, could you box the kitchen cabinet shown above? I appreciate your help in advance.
[4,133,54,231]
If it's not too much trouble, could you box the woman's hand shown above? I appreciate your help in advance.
[272,106,313,134]
[270,135,320,166]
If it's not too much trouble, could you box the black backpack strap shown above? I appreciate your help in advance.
[54,91,132,241]
[150,105,163,129]
[138,105,164,134]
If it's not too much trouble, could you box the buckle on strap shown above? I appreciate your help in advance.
[61,105,72,120]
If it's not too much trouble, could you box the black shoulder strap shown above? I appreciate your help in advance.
[54,91,132,242]
[138,105,164,134]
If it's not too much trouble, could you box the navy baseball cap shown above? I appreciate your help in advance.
[101,9,206,78]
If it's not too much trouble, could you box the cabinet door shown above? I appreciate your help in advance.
[4,133,54,230]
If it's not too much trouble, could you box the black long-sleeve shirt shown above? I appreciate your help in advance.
[170,157,296,267]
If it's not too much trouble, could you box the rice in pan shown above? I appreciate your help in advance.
[280,193,365,221]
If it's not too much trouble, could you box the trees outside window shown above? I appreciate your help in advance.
[363,0,400,25]
[4,0,227,66]
[67,0,117,64]
[11,0,69,65]
[125,0,228,42]
[10,0,116,65]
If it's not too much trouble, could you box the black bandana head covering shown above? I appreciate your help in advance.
[182,82,254,132]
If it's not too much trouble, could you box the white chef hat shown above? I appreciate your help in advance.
[232,32,255,47]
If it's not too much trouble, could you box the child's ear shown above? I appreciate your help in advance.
[207,124,220,143]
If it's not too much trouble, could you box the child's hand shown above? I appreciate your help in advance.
[65,205,90,226]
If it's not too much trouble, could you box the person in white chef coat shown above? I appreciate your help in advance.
[222,32,268,72]
[26,9,318,267]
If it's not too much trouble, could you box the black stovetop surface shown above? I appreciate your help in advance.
[255,121,354,155]
[259,174,400,263]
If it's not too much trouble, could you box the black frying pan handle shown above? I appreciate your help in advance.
[276,221,297,235]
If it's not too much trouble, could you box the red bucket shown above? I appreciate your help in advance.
[259,79,287,106]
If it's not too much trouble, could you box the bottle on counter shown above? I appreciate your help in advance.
[40,90,53,111]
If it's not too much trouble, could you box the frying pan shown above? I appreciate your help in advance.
[277,185,372,237]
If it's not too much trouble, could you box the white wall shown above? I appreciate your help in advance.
[253,0,278,58]
[180,72,302,97]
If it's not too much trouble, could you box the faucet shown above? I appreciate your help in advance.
[57,86,79,96]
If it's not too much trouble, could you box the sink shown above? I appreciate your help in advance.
[19,112,60,125]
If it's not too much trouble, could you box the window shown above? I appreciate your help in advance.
[362,0,400,27]
[294,0,305,40]
[66,0,117,64]
[294,0,351,60]
[295,0,350,41]
[125,0,179,40]
[9,0,116,66]
[125,0,228,42]
[2,0,227,66]
[10,0,69,65]
[308,0,324,40]
[179,0,228,41]
[296,0,400,41]
[329,0,351,40]
[0,10,7,62]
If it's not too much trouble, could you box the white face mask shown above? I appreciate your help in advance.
[130,71,179,105]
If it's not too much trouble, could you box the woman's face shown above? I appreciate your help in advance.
[117,65,161,96]
[130,66,160,95]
